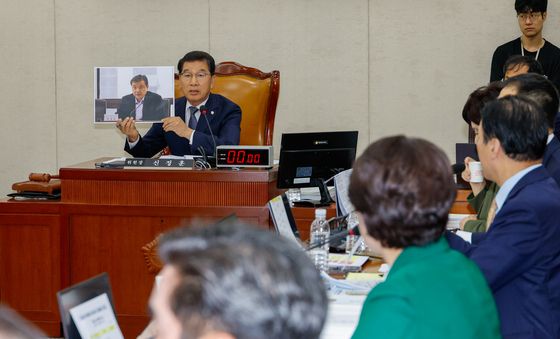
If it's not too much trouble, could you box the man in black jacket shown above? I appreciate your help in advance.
[490,0,560,90]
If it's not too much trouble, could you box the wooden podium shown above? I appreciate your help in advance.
[0,159,281,337]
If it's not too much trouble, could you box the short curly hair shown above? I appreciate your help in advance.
[461,81,505,125]
[349,136,456,248]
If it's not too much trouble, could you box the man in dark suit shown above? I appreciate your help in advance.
[501,73,560,185]
[116,74,166,121]
[117,51,241,157]
[447,96,560,338]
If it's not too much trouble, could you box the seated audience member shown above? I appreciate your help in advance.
[502,55,544,80]
[149,221,328,339]
[116,74,166,121]
[0,305,45,338]
[447,96,560,338]
[348,136,500,339]
[501,73,560,185]
[460,82,505,232]
[117,51,241,157]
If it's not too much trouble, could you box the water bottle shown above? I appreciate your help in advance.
[310,208,330,273]
[345,212,360,254]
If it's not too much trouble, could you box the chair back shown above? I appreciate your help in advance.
[175,61,280,145]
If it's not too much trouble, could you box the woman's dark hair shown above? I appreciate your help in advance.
[462,81,505,125]
[177,51,216,75]
[348,136,456,248]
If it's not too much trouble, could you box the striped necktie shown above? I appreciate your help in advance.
[485,198,498,231]
[188,106,199,129]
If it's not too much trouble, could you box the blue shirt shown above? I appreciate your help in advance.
[495,164,541,213]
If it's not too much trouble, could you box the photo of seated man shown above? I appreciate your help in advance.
[116,74,166,122]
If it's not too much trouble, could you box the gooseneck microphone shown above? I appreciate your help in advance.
[451,163,466,175]
[306,214,360,251]
[199,105,217,156]
[127,100,144,118]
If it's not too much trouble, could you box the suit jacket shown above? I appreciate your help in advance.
[352,238,500,339]
[447,167,560,339]
[117,91,166,121]
[544,136,560,187]
[125,93,241,157]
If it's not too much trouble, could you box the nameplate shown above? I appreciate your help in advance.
[124,158,194,169]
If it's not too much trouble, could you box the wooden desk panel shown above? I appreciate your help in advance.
[0,202,61,336]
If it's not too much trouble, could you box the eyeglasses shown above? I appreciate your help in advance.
[517,12,542,21]
[179,72,210,81]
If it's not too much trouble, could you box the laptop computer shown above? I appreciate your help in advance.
[56,272,120,339]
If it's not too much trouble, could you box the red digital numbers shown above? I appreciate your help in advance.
[227,150,236,164]
[236,150,246,163]
[225,150,263,165]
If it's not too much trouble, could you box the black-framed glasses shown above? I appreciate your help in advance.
[517,12,543,21]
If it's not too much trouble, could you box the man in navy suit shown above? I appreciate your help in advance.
[447,96,560,338]
[501,73,560,185]
[116,74,167,121]
[117,51,241,157]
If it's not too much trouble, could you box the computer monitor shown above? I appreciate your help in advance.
[277,131,358,205]
[56,273,118,339]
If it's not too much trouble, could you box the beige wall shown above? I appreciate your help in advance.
[2,0,560,197]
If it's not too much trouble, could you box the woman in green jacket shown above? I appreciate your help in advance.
[459,82,504,232]
[348,136,501,339]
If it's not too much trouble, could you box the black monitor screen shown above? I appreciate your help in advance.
[277,131,358,188]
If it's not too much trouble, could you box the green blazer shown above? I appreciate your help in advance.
[464,182,500,232]
[352,237,501,339]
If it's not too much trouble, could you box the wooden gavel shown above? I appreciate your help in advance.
[28,173,60,182]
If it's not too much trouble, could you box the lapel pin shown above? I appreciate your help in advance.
[211,111,215,115]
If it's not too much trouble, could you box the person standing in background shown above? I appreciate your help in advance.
[490,0,560,90]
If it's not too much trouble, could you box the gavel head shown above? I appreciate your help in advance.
[28,173,52,182]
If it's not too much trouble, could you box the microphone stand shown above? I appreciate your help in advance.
[306,214,359,251]
[199,105,217,167]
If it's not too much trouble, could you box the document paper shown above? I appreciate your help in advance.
[69,293,124,339]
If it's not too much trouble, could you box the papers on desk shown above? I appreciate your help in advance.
[328,254,369,273]
[95,157,127,168]
[268,194,301,247]
[334,169,354,216]
[321,271,384,339]
[447,213,475,230]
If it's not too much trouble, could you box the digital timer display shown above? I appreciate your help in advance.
[216,146,274,168]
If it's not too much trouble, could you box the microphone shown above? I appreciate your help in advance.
[306,215,360,251]
[199,105,217,156]
[451,163,466,175]
[127,100,144,118]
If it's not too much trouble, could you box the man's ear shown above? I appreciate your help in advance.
[542,12,547,21]
[489,138,502,159]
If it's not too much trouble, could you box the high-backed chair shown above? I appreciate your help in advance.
[174,61,280,146]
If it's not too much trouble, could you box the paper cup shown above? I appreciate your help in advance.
[468,161,484,183]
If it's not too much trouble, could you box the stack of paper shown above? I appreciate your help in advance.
[328,254,369,273]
